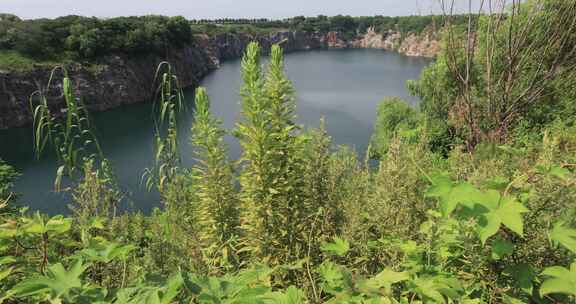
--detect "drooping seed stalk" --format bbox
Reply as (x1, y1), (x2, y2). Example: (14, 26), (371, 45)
(144, 62), (184, 195)
(30, 66), (104, 191)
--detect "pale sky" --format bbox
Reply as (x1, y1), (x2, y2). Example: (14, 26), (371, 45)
(1, 0), (487, 20)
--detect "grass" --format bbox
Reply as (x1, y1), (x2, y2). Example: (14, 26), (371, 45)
(0, 50), (62, 72)
(0, 50), (107, 75)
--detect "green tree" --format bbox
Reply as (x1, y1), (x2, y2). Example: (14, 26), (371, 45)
(370, 97), (421, 157)
(330, 15), (358, 33)
(411, 0), (576, 149)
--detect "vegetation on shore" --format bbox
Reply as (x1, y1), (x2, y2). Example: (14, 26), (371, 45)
(0, 13), (463, 70)
(1, 0), (576, 303)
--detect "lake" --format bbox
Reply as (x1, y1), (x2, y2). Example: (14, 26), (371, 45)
(0, 49), (430, 214)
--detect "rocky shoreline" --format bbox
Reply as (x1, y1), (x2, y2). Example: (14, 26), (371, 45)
(0, 29), (439, 129)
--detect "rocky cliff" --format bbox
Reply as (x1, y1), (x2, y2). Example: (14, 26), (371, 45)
(352, 27), (440, 58)
(0, 29), (438, 129)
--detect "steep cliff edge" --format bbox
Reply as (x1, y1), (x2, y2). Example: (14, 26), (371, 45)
(352, 27), (440, 58)
(0, 30), (438, 129)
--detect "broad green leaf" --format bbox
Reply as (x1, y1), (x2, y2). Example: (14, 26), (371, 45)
(549, 222), (576, 253)
(461, 299), (482, 304)
(159, 272), (183, 304)
(9, 278), (52, 298)
(0, 256), (16, 266)
(540, 263), (576, 297)
(483, 176), (509, 191)
(498, 197), (529, 236)
(317, 261), (350, 295)
(536, 165), (572, 180)
(441, 183), (481, 217)
(11, 259), (88, 299)
(80, 241), (136, 263)
(22, 212), (46, 234)
(262, 286), (306, 304)
(502, 295), (527, 304)
(549, 166), (570, 180)
(372, 269), (410, 286)
(503, 264), (535, 295)
(411, 277), (446, 303)
(361, 268), (410, 294)
(426, 172), (453, 198)
(398, 240), (419, 255)
(0, 267), (13, 281)
(426, 173), (483, 217)
(46, 215), (72, 234)
(477, 189), (501, 210)
(318, 262), (343, 284)
(410, 275), (463, 303)
(232, 264), (274, 287)
(321, 237), (350, 257)
(0, 221), (16, 238)
(472, 192), (528, 244)
(477, 210), (501, 245)
(491, 237), (514, 260)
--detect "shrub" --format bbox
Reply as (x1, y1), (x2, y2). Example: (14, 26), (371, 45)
(370, 97), (421, 157)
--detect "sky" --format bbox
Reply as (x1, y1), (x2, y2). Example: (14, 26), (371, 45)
(1, 0), (487, 20)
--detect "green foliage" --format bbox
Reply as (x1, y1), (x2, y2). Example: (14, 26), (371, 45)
(320, 237), (350, 257)
(410, 0), (576, 149)
(0, 50), (61, 71)
(287, 14), (468, 36)
(540, 263), (576, 297)
(144, 62), (184, 195)
(10, 259), (89, 301)
(3, 6), (576, 301)
(31, 67), (104, 187)
(190, 87), (240, 272)
(550, 222), (576, 254)
(70, 158), (122, 228)
(0, 15), (192, 61)
(0, 13), (462, 69)
(370, 97), (421, 157)
(236, 42), (309, 269)
(0, 158), (18, 204)
(78, 240), (135, 263)
(427, 172), (530, 244)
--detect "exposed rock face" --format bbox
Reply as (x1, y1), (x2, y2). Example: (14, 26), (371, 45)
(0, 41), (214, 129)
(352, 28), (401, 50)
(398, 30), (441, 58)
(0, 29), (438, 129)
(352, 27), (439, 58)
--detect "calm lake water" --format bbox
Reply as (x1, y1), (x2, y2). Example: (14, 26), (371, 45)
(0, 49), (430, 214)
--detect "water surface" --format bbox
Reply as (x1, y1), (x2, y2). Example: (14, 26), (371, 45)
(0, 49), (430, 214)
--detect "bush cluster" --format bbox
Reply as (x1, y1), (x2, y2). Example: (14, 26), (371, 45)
(0, 15), (191, 60)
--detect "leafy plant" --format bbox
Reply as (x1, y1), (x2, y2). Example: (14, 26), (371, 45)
(539, 263), (576, 298)
(190, 87), (240, 272)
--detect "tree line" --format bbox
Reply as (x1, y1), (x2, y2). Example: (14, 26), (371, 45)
(0, 13), (467, 62)
(0, 15), (192, 59)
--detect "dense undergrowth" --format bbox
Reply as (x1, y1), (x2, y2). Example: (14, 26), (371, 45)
(1, 1), (576, 303)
